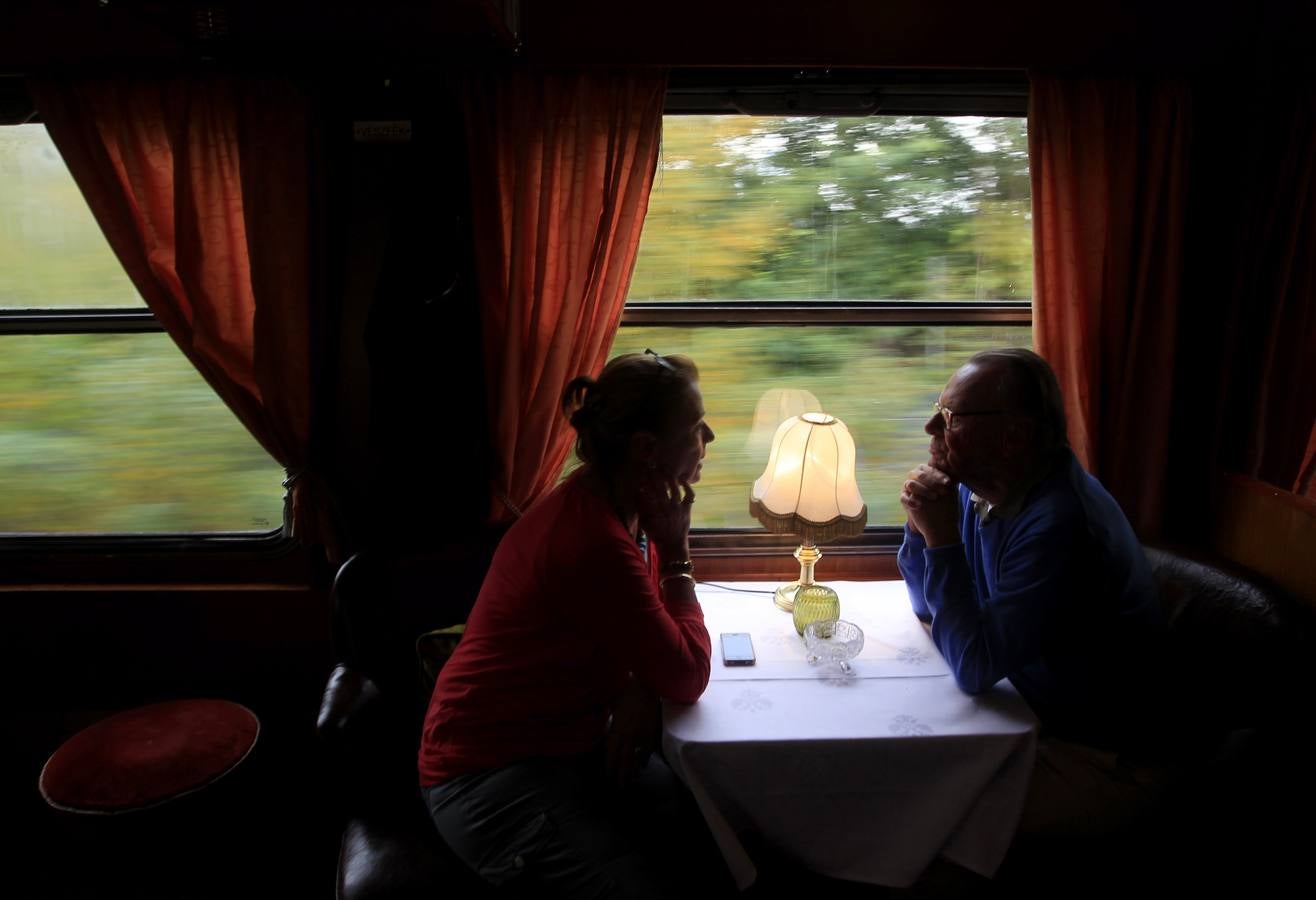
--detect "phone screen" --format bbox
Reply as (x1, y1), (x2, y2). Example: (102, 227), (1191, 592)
(720, 632), (756, 666)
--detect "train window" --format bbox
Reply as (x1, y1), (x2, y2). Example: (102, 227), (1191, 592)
(615, 111), (1032, 531)
(0, 124), (285, 537)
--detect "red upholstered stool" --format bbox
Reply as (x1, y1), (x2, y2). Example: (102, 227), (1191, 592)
(40, 699), (259, 814)
(39, 700), (260, 897)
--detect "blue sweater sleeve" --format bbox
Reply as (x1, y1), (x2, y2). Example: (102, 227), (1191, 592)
(921, 509), (1080, 695)
(897, 523), (932, 621)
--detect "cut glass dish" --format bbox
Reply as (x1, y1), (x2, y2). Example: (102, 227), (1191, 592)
(803, 619), (865, 673)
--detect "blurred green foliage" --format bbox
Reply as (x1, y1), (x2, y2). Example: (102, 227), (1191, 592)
(0, 126), (143, 309)
(2, 114), (1031, 534)
(630, 115), (1031, 301)
(0, 333), (283, 533)
(1, 126), (281, 534)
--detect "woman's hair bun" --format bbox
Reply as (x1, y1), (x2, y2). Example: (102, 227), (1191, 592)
(561, 375), (597, 422)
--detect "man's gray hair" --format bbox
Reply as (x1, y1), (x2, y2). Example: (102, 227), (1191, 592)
(967, 348), (1069, 453)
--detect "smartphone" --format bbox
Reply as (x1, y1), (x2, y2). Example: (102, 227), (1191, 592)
(720, 632), (756, 666)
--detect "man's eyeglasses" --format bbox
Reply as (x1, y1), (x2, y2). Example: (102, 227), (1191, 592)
(931, 400), (1009, 431)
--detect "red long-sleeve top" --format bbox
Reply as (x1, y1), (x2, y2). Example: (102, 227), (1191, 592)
(418, 474), (712, 786)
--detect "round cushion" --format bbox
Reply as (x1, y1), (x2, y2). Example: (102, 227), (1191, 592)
(40, 699), (259, 814)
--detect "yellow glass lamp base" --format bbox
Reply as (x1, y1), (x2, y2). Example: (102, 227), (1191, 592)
(793, 582), (841, 635)
(773, 542), (840, 629)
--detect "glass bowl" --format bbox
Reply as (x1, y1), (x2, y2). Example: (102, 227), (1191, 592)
(803, 619), (865, 673)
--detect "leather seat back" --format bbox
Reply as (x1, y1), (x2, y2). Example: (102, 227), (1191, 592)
(1144, 545), (1312, 736)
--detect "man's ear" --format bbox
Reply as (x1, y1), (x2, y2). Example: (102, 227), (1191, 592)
(1002, 417), (1038, 456)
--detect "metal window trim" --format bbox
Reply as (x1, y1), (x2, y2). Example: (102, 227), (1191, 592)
(690, 527), (904, 556)
(621, 300), (1031, 327)
(0, 528), (293, 556)
(0, 308), (160, 334)
(664, 69), (1029, 117)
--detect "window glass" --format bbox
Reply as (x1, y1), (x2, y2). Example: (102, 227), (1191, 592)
(601, 113), (1032, 529)
(0, 125), (284, 535)
(0, 125), (144, 309)
(0, 333), (284, 534)
(630, 115), (1031, 302)
(610, 326), (1031, 528)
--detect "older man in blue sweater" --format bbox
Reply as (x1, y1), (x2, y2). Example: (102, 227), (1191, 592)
(898, 348), (1165, 833)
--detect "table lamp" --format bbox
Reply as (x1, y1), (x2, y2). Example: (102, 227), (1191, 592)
(750, 412), (867, 633)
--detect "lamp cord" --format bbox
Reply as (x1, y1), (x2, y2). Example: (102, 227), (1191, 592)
(697, 581), (776, 595)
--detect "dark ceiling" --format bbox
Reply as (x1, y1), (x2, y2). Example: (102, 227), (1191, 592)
(2, 1), (1312, 72)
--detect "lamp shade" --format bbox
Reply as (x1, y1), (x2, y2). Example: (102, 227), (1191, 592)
(750, 412), (867, 544)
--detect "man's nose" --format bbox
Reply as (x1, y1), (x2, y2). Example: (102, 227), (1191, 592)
(924, 413), (943, 436)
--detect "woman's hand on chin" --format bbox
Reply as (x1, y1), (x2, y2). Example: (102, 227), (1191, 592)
(636, 472), (694, 561)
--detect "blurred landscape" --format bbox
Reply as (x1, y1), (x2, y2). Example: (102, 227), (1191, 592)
(612, 115), (1033, 527)
(2, 114), (1031, 533)
(0, 125), (283, 533)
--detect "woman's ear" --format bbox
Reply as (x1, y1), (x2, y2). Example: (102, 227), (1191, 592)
(629, 431), (659, 470)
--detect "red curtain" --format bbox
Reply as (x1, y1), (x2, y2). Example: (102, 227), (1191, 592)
(30, 76), (338, 555)
(1030, 73), (1316, 535)
(1217, 86), (1316, 500)
(459, 69), (666, 522)
(1297, 432), (1316, 500)
(1029, 76), (1192, 537)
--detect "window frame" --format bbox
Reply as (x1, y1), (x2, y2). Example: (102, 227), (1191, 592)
(621, 70), (1032, 575)
(0, 112), (293, 558)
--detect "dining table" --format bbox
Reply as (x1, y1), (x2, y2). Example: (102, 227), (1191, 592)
(662, 579), (1039, 890)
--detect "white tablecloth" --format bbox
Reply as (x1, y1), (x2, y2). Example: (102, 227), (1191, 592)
(663, 580), (1039, 890)
(697, 581), (950, 680)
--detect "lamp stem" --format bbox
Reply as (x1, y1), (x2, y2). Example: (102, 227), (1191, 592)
(773, 541), (825, 612)
(795, 541), (822, 586)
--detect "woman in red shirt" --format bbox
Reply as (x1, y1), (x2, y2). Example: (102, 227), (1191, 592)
(420, 351), (720, 898)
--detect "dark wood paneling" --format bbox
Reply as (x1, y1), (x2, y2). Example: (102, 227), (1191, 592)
(6, 1), (1313, 71)
(521, 1), (1309, 71)
(1211, 473), (1316, 609)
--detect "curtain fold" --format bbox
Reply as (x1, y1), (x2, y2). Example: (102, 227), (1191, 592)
(1298, 430), (1316, 500)
(1029, 76), (1191, 537)
(1294, 428), (1316, 500)
(1218, 87), (1316, 497)
(29, 75), (338, 556)
(1030, 72), (1316, 537)
(459, 68), (666, 522)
